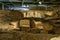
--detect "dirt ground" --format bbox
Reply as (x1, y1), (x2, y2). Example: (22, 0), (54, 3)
(0, 31), (59, 40)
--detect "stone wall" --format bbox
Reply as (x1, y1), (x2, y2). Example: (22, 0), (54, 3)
(0, 10), (19, 31)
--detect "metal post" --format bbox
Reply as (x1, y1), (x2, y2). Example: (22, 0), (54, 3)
(2, 3), (4, 10)
(46, 5), (48, 10)
(22, 0), (24, 7)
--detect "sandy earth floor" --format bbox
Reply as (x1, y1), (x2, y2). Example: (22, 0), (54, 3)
(0, 31), (59, 40)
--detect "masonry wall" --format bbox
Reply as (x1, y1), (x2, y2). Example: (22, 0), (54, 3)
(0, 10), (19, 31)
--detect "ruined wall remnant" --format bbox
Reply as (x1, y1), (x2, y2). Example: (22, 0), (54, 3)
(0, 10), (23, 31)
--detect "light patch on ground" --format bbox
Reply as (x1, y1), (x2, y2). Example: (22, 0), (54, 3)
(50, 36), (60, 40)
